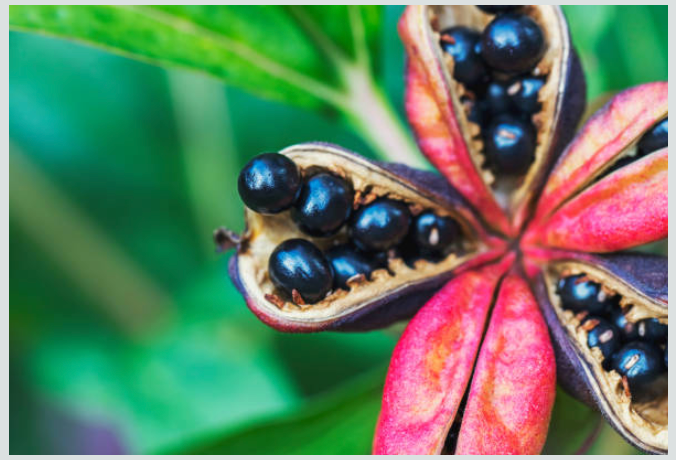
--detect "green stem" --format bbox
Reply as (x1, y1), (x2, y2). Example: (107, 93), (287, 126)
(338, 65), (428, 169)
(167, 70), (242, 257)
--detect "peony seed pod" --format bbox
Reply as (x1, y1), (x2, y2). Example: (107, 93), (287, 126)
(224, 142), (505, 332)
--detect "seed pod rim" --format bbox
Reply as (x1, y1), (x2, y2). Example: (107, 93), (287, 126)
(228, 142), (506, 332)
(399, 5), (586, 232)
(535, 257), (667, 454)
(533, 82), (668, 226)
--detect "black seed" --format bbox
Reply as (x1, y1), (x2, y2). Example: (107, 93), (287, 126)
(557, 275), (615, 316)
(268, 239), (333, 304)
(440, 26), (488, 88)
(411, 211), (460, 256)
(611, 341), (665, 390)
(508, 77), (545, 115)
(325, 245), (380, 290)
(350, 199), (412, 252)
(485, 81), (512, 115)
(465, 96), (489, 127)
(609, 309), (638, 342)
(484, 114), (536, 175)
(481, 13), (545, 74)
(238, 153), (301, 214)
(291, 173), (353, 237)
(585, 317), (621, 363)
(637, 117), (668, 156)
(636, 318), (668, 345)
(477, 5), (520, 14)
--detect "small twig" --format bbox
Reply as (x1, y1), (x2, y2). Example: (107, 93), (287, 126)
(213, 227), (241, 253)
(574, 414), (604, 455)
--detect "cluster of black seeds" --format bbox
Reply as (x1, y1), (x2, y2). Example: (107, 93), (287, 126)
(237, 153), (462, 304)
(557, 274), (667, 398)
(440, 5), (546, 176)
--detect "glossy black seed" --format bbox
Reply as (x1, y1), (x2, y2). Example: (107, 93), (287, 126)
(325, 245), (380, 290)
(477, 5), (520, 14)
(465, 97), (489, 127)
(440, 26), (488, 88)
(481, 13), (546, 74)
(557, 275), (615, 316)
(268, 239), (333, 304)
(238, 153), (301, 214)
(609, 309), (638, 342)
(411, 211), (461, 255)
(611, 341), (665, 390)
(485, 81), (512, 115)
(291, 173), (353, 237)
(350, 199), (412, 252)
(636, 318), (668, 345)
(637, 117), (668, 156)
(585, 317), (621, 362)
(484, 114), (536, 175)
(508, 77), (545, 114)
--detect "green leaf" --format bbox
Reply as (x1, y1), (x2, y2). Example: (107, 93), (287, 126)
(9, 6), (425, 166)
(285, 6), (382, 72)
(25, 269), (303, 453)
(9, 6), (387, 112)
(563, 5), (668, 101)
(167, 367), (387, 455)
(9, 6), (337, 109)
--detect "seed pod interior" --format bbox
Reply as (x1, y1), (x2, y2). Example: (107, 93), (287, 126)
(231, 143), (489, 328)
(426, 5), (572, 210)
(544, 261), (667, 452)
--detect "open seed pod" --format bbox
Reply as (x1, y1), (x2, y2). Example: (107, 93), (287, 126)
(399, 5), (586, 234)
(215, 5), (666, 454)
(226, 143), (505, 332)
(534, 252), (667, 454)
(526, 83), (668, 252)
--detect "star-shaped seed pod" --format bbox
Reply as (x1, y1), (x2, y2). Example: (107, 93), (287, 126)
(219, 5), (667, 455)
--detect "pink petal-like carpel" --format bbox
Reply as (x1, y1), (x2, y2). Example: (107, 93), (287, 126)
(373, 260), (509, 455)
(534, 149), (667, 253)
(456, 272), (556, 454)
(399, 7), (511, 236)
(533, 82), (668, 225)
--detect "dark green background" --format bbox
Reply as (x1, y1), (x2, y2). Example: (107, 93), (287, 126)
(10, 5), (667, 454)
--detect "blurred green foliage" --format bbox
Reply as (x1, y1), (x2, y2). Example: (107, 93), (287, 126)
(10, 5), (666, 454)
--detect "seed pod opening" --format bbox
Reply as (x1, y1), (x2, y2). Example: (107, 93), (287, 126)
(400, 5), (586, 232)
(532, 83), (667, 227)
(226, 143), (503, 332)
(538, 255), (667, 454)
(588, 116), (668, 187)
